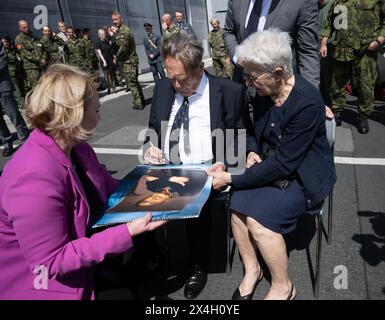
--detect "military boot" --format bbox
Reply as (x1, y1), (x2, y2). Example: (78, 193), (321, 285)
(357, 114), (369, 134)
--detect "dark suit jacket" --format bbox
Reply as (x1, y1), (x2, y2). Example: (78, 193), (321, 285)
(231, 76), (336, 209)
(223, 0), (320, 87)
(0, 42), (14, 93)
(146, 71), (248, 167)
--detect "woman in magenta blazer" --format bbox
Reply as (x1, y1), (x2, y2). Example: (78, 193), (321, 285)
(0, 64), (164, 300)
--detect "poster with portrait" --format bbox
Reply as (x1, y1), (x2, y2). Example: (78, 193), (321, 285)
(90, 164), (213, 228)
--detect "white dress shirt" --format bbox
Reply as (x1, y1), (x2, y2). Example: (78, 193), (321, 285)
(233, 0), (273, 63)
(245, 0), (273, 32)
(164, 73), (213, 164)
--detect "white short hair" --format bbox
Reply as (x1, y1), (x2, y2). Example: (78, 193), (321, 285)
(236, 28), (293, 78)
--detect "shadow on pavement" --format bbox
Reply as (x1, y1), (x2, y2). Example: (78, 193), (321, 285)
(352, 211), (385, 297)
(352, 211), (385, 266)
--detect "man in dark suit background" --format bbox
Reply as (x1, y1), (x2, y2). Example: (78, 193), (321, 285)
(0, 41), (30, 157)
(223, 0), (320, 88)
(144, 32), (248, 299)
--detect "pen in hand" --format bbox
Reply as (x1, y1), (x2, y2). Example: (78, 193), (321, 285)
(149, 142), (165, 165)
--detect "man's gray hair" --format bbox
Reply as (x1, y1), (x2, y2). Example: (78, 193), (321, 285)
(161, 33), (203, 73)
(236, 28), (293, 78)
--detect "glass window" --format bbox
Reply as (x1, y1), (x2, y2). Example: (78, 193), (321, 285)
(121, 0), (161, 43)
(163, 0), (187, 18)
(65, 0), (119, 36)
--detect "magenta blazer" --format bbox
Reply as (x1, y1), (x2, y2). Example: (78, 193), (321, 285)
(0, 129), (133, 300)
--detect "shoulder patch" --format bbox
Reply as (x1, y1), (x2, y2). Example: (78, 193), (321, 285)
(16, 44), (23, 50)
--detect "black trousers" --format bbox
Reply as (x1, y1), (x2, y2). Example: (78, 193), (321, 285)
(149, 62), (166, 82)
(0, 91), (29, 144)
(154, 190), (228, 274)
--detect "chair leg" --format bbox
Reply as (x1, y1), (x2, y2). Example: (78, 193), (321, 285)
(314, 213), (323, 299)
(327, 191), (333, 245)
(226, 192), (231, 275)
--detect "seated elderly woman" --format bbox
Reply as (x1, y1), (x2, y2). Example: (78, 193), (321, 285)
(0, 64), (164, 300)
(209, 29), (336, 300)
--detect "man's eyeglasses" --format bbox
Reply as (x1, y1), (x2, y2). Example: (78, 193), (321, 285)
(242, 71), (269, 83)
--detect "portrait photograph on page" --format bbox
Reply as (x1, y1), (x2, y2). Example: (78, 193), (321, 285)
(90, 165), (212, 228)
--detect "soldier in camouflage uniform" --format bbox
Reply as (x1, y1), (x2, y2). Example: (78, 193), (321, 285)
(65, 27), (86, 70)
(15, 20), (47, 94)
(208, 18), (233, 79)
(40, 25), (69, 65)
(81, 28), (99, 75)
(1, 36), (25, 107)
(321, 0), (385, 134)
(162, 13), (181, 40)
(112, 11), (145, 110)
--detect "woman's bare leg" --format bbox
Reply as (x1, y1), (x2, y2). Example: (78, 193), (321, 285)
(231, 211), (262, 296)
(247, 217), (295, 300)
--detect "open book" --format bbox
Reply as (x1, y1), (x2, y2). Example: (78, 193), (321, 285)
(89, 164), (213, 228)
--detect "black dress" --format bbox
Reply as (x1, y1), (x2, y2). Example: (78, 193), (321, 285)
(97, 39), (114, 72)
(230, 100), (307, 234)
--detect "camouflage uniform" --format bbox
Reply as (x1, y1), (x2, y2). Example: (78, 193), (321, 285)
(15, 32), (47, 93)
(80, 38), (99, 74)
(40, 35), (69, 65)
(163, 24), (181, 40)
(5, 46), (25, 106)
(322, 0), (385, 116)
(115, 23), (145, 109)
(66, 38), (86, 70)
(208, 27), (233, 78)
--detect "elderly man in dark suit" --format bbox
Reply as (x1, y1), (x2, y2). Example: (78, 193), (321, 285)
(144, 32), (248, 299)
(0, 42), (30, 157)
(223, 0), (320, 88)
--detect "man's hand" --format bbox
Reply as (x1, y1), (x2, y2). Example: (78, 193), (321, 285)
(169, 176), (189, 186)
(246, 152), (262, 168)
(211, 172), (232, 190)
(144, 146), (166, 165)
(206, 162), (226, 176)
(368, 41), (381, 52)
(162, 22), (168, 31)
(325, 106), (334, 120)
(320, 37), (328, 58)
(127, 213), (166, 237)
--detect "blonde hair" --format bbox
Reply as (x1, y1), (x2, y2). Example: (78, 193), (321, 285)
(25, 63), (99, 142)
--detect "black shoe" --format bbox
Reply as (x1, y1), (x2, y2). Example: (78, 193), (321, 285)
(357, 115), (369, 134)
(2, 143), (14, 157)
(231, 269), (263, 300)
(286, 283), (296, 300)
(184, 268), (207, 299)
(334, 112), (342, 126)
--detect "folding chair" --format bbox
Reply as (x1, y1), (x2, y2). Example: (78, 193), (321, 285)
(307, 118), (336, 298)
